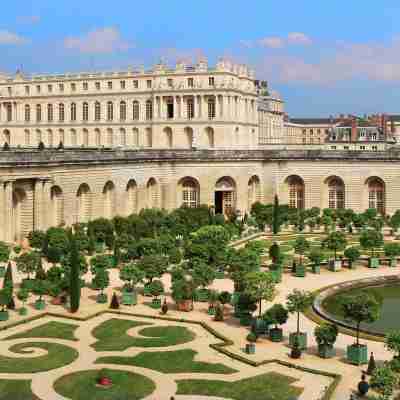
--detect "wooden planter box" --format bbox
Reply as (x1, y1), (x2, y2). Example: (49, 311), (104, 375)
(270, 269), (282, 283)
(295, 264), (306, 277)
(239, 313), (253, 326)
(329, 259), (342, 272)
(252, 318), (269, 335)
(151, 298), (161, 309)
(269, 327), (283, 342)
(347, 344), (368, 365)
(96, 293), (108, 304)
(289, 332), (307, 350)
(389, 258), (398, 268)
(312, 264), (321, 274)
(0, 311), (9, 321)
(35, 299), (46, 310)
(121, 291), (137, 306)
(176, 300), (193, 312)
(318, 344), (336, 359)
(245, 343), (255, 354)
(195, 289), (210, 302)
(143, 285), (152, 297)
(369, 258), (380, 268)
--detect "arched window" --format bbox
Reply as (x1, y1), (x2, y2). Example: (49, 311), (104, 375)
(208, 96), (216, 119)
(126, 180), (138, 214)
(180, 177), (199, 208)
(51, 186), (64, 227)
(147, 178), (159, 208)
(287, 176), (305, 209)
(94, 102), (101, 121)
(103, 181), (116, 219)
(83, 102), (89, 122)
(36, 104), (42, 122)
(58, 103), (65, 122)
(24, 130), (30, 146)
(120, 101), (126, 121)
(327, 177), (345, 209)
(70, 103), (77, 121)
(77, 184), (92, 223)
(3, 130), (10, 145)
(215, 177), (236, 216)
(133, 101), (140, 120)
(47, 104), (53, 122)
(24, 105), (30, 122)
(186, 97), (194, 120)
(36, 129), (42, 144)
(132, 128), (139, 147)
(146, 100), (153, 120)
(248, 176), (261, 209)
(48, 129), (53, 147)
(59, 129), (65, 145)
(368, 178), (385, 214)
(71, 129), (77, 146)
(5, 103), (12, 122)
(107, 101), (114, 121)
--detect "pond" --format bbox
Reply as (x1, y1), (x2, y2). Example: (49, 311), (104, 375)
(322, 284), (400, 336)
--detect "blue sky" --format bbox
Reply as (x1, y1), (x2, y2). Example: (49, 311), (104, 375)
(2, 0), (400, 116)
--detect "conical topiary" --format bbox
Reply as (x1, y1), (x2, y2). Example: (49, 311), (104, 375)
(161, 299), (168, 314)
(110, 292), (119, 309)
(367, 352), (376, 375)
(69, 235), (81, 313)
(3, 262), (13, 291)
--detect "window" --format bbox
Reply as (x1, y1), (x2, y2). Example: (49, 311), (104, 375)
(133, 80), (138, 89)
(328, 177), (345, 209)
(95, 102), (101, 121)
(146, 80), (152, 89)
(302, 129), (306, 135)
(368, 178), (385, 214)
(25, 86), (30, 95)
(47, 104), (53, 122)
(209, 77), (215, 86)
(133, 101), (140, 120)
(120, 101), (126, 121)
(188, 78), (194, 88)
(187, 97), (194, 119)
(71, 83), (76, 92)
(5, 103), (12, 122)
(83, 102), (89, 122)
(166, 98), (174, 119)
(208, 97), (216, 119)
(181, 179), (198, 208)
(95, 82), (100, 90)
(70, 103), (77, 121)
(146, 100), (153, 120)
(310, 129), (313, 135)
(107, 101), (114, 121)
(59, 103), (65, 122)
(48, 84), (53, 93)
(344, 146), (349, 150)
(372, 145), (378, 151)
(36, 85), (41, 94)
(36, 104), (42, 122)
(360, 145), (366, 150)
(107, 81), (112, 89)
(24, 105), (30, 122)
(59, 83), (64, 92)
(120, 80), (126, 89)
(167, 79), (173, 88)
(7, 87), (11, 96)
(288, 176), (304, 209)
(83, 82), (88, 90)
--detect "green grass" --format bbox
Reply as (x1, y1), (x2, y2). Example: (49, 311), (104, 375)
(54, 368), (155, 400)
(0, 379), (38, 400)
(177, 372), (303, 400)
(96, 349), (237, 374)
(0, 342), (78, 373)
(5, 321), (79, 341)
(92, 319), (196, 351)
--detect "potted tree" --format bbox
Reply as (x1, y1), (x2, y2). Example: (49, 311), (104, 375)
(218, 291), (231, 313)
(314, 323), (338, 358)
(148, 280), (164, 309)
(207, 290), (219, 315)
(384, 242), (400, 268)
(17, 288), (30, 316)
(16, 252), (40, 289)
(236, 292), (257, 326)
(344, 246), (360, 269)
(92, 268), (109, 303)
(360, 229), (384, 268)
(308, 248), (324, 274)
(264, 303), (288, 342)
(323, 231), (347, 271)
(192, 260), (216, 302)
(342, 292), (380, 365)
(138, 255), (167, 296)
(33, 280), (49, 310)
(293, 236), (310, 277)
(171, 278), (194, 312)
(0, 288), (11, 321)
(119, 263), (144, 305)
(286, 289), (314, 350)
(245, 332), (257, 354)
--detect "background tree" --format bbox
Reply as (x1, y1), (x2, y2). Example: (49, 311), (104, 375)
(293, 236), (310, 265)
(16, 252), (39, 280)
(384, 243), (400, 261)
(268, 242), (281, 264)
(69, 235), (81, 313)
(119, 263), (144, 292)
(92, 268), (109, 295)
(263, 303), (288, 329)
(323, 231), (347, 260)
(360, 229), (384, 257)
(0, 242), (10, 265)
(344, 247), (360, 268)
(148, 280), (164, 300)
(286, 289), (314, 337)
(17, 288), (29, 310)
(272, 195), (281, 235)
(2, 262), (13, 290)
(137, 255), (167, 284)
(191, 259), (216, 290)
(308, 248), (324, 266)
(385, 330), (400, 360)
(370, 365), (398, 400)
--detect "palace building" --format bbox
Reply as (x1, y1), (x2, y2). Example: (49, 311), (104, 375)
(0, 59), (399, 243)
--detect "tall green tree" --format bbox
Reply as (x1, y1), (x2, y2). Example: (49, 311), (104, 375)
(323, 231), (347, 260)
(69, 235), (81, 313)
(272, 195), (280, 235)
(2, 262), (13, 290)
(244, 271), (276, 317)
(286, 289), (314, 336)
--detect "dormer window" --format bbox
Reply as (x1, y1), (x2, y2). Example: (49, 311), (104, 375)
(209, 77), (215, 86)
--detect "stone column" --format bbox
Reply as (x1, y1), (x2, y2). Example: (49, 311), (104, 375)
(42, 180), (52, 230)
(4, 181), (13, 243)
(196, 96), (202, 119)
(34, 179), (43, 231)
(0, 182), (4, 241)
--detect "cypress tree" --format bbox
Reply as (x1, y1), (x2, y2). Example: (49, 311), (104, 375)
(272, 195), (281, 235)
(3, 262), (13, 290)
(69, 235), (81, 313)
(367, 352), (376, 375)
(110, 292), (120, 309)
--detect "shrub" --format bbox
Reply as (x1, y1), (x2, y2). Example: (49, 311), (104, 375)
(263, 304), (288, 329)
(314, 323), (338, 347)
(0, 242), (10, 264)
(28, 231), (46, 249)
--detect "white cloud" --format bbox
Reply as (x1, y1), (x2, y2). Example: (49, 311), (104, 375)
(287, 32), (312, 46)
(64, 27), (132, 54)
(258, 36), (285, 49)
(0, 30), (28, 45)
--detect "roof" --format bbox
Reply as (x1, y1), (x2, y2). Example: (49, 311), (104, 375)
(289, 118), (336, 125)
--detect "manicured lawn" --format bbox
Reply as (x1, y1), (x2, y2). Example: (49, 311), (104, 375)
(97, 349), (237, 374)
(54, 368), (155, 400)
(92, 318), (195, 351)
(0, 342), (78, 373)
(177, 372), (303, 400)
(0, 379), (38, 400)
(6, 321), (79, 341)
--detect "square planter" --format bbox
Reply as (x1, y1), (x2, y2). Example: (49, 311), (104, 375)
(96, 293), (108, 304)
(143, 285), (152, 297)
(34, 299), (46, 310)
(312, 264), (321, 274)
(195, 289), (210, 303)
(270, 269), (282, 283)
(207, 306), (215, 316)
(151, 298), (161, 309)
(329, 259), (342, 272)
(19, 307), (28, 316)
(369, 258), (380, 268)
(390, 258), (397, 268)
(121, 291), (137, 306)
(245, 343), (255, 354)
(0, 266), (5, 278)
(318, 344), (336, 359)
(347, 344), (368, 365)
(239, 313), (253, 326)
(0, 311), (9, 321)
(230, 292), (240, 306)
(252, 318), (269, 335)
(295, 264), (306, 277)
(289, 332), (307, 350)
(269, 327), (283, 342)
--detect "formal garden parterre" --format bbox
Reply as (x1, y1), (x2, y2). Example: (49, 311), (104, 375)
(1, 203), (400, 398)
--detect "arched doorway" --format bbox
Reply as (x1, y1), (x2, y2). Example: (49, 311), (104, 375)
(367, 177), (385, 214)
(147, 178), (159, 208)
(215, 177), (236, 216)
(126, 180), (138, 215)
(103, 181), (116, 219)
(326, 176), (345, 209)
(163, 127), (173, 148)
(12, 188), (27, 241)
(51, 186), (64, 227)
(286, 175), (305, 209)
(77, 184), (92, 223)
(248, 175), (261, 209)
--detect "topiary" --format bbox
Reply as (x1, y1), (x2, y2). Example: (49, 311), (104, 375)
(161, 299), (168, 314)
(367, 352), (376, 375)
(109, 292), (120, 309)
(2, 142), (10, 151)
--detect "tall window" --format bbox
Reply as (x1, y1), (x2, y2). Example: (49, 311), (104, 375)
(208, 97), (216, 120)
(107, 101), (114, 121)
(181, 178), (199, 208)
(47, 104), (53, 122)
(133, 101), (140, 120)
(120, 101), (126, 121)
(287, 176), (305, 209)
(146, 100), (153, 120)
(58, 103), (65, 122)
(328, 177), (345, 209)
(36, 104), (42, 122)
(70, 103), (77, 121)
(71, 129), (77, 146)
(95, 102), (101, 121)
(83, 102), (89, 122)
(187, 97), (194, 119)
(368, 178), (385, 214)
(24, 105), (30, 122)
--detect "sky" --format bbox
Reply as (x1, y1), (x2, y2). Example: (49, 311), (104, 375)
(1, 0), (400, 116)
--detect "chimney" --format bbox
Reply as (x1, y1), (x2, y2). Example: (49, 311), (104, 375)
(351, 117), (358, 142)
